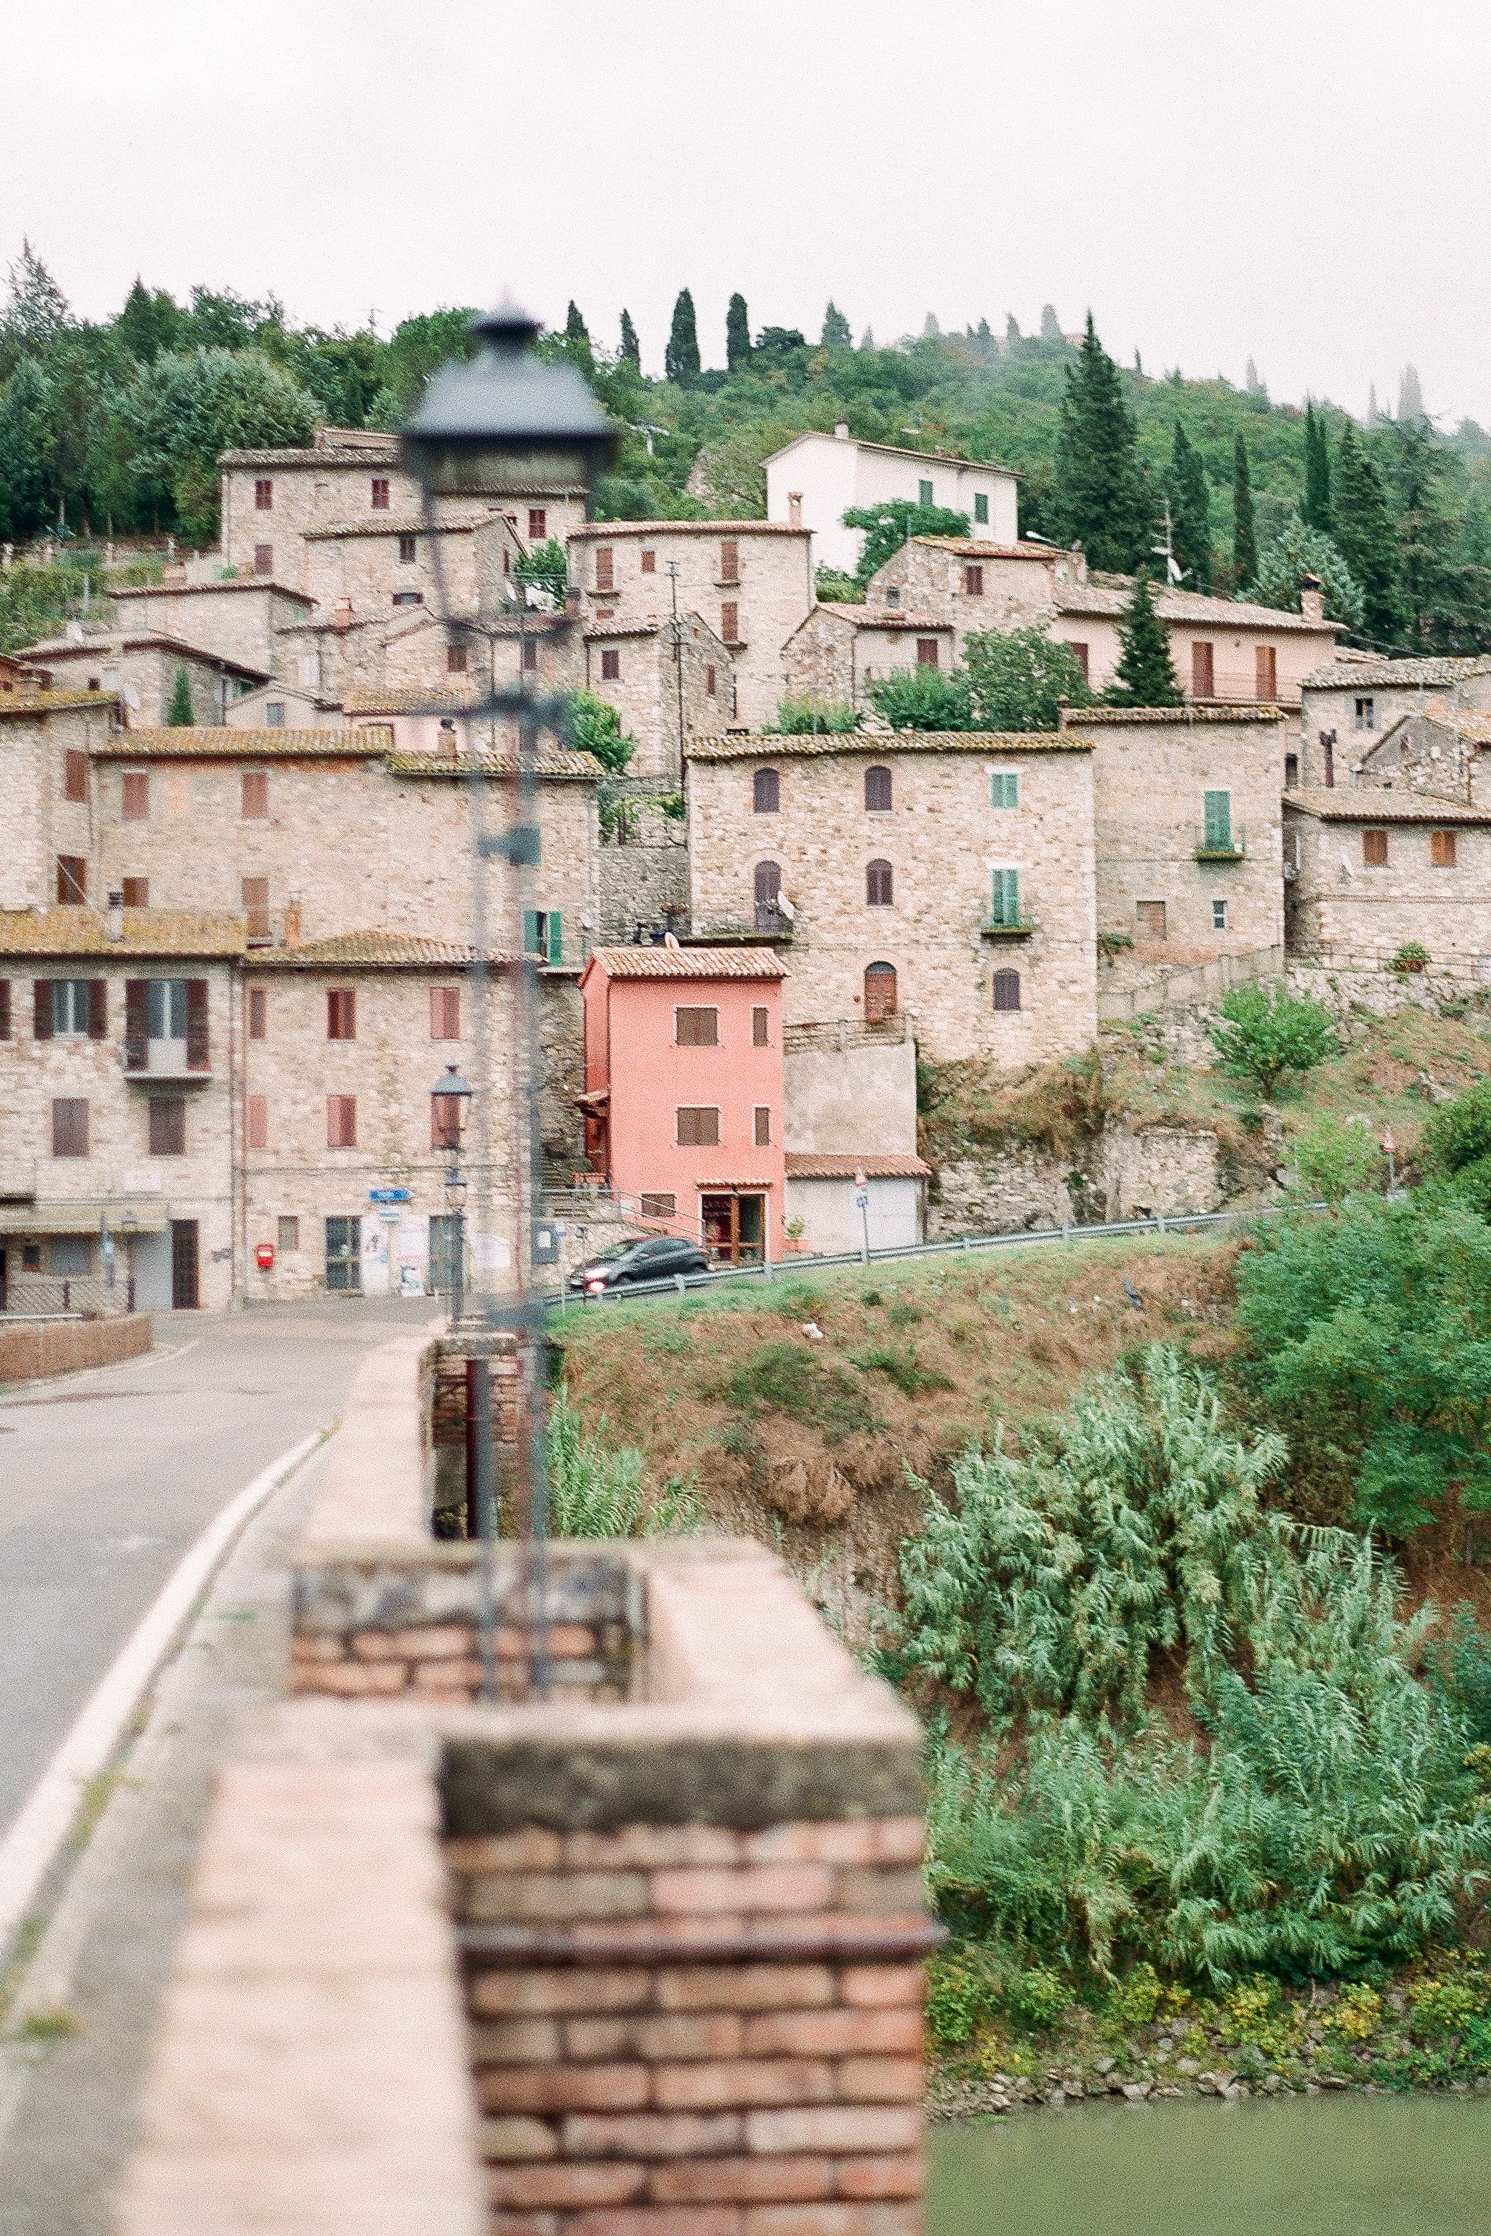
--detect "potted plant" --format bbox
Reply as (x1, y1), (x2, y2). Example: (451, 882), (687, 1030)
(1388, 941), (1430, 975)
(783, 1217), (807, 1255)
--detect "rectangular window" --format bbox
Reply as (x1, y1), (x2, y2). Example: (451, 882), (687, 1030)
(964, 564), (983, 595)
(918, 478), (934, 505)
(1255, 644), (1277, 699)
(254, 478), (273, 511)
(594, 546), (614, 592)
(641, 550), (656, 575)
(522, 910), (563, 965)
(52, 1097), (89, 1158)
(1066, 641), (1089, 680)
(324, 1214), (361, 1292)
(447, 642), (468, 673)
(47, 979), (96, 1037)
(121, 771), (148, 820)
(522, 638), (538, 672)
(392, 591), (423, 606)
(528, 508), (546, 542)
(398, 532), (417, 564)
(721, 602), (739, 643)
(705, 663), (717, 697)
(277, 1215), (299, 1253)
(241, 769), (269, 819)
(990, 868), (1021, 926)
(1354, 696), (1375, 730)
(1203, 790), (1233, 850)
(720, 538), (739, 583)
(431, 1092), (464, 1150)
(327, 988), (356, 1040)
(64, 748), (87, 803)
(300, 652), (321, 690)
(253, 543), (273, 577)
(753, 1105), (772, 1147)
(675, 1006), (719, 1046)
(601, 647), (620, 680)
(57, 855), (86, 905)
(974, 492), (990, 525)
(991, 772), (1019, 809)
(248, 987), (267, 1039)
(752, 1005), (769, 1047)
(122, 877), (149, 908)
(370, 477), (390, 509)
(149, 1096), (186, 1156)
(1136, 900), (1167, 939)
(676, 1106), (720, 1148)
(640, 1192), (676, 1218)
(264, 702), (286, 728)
(1192, 641), (1215, 697)
(242, 877), (270, 941)
(1212, 898), (1228, 931)
(1432, 828), (1458, 868)
(431, 987), (460, 1039)
(1363, 828), (1389, 866)
(916, 638), (939, 668)
(1285, 752), (1300, 789)
(327, 1094), (357, 1149)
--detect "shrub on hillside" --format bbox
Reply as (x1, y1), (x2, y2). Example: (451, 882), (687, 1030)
(1209, 982), (1337, 1097)
(1422, 1078), (1491, 1217)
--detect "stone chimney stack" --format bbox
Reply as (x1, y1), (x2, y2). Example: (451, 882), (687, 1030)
(334, 597), (354, 632)
(282, 898), (301, 949)
(106, 890), (123, 942)
(1300, 573), (1325, 626)
(787, 491), (803, 529)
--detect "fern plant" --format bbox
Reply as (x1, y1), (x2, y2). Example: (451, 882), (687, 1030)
(546, 1392), (700, 1537)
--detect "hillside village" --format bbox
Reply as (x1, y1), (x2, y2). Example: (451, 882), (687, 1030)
(4, 313), (1491, 1313)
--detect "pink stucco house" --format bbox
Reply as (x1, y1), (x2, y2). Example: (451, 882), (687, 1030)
(579, 944), (787, 1263)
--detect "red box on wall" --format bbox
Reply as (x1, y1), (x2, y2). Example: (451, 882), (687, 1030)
(255, 1242), (275, 1270)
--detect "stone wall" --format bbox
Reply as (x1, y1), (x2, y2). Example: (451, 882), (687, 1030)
(0, 1309), (152, 1383)
(1285, 805), (1491, 976)
(597, 833), (691, 946)
(928, 1119), (1221, 1237)
(784, 1016), (918, 1159)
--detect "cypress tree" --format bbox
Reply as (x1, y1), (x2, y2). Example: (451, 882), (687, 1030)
(820, 301), (852, 349)
(1334, 423), (1402, 645)
(618, 309), (640, 370)
(1167, 423), (1213, 592)
(166, 667), (194, 725)
(1052, 313), (1152, 572)
(1107, 571), (1182, 706)
(1232, 431), (1258, 590)
(1302, 402), (1332, 532)
(564, 300), (589, 346)
(726, 292), (751, 372)
(664, 288), (700, 386)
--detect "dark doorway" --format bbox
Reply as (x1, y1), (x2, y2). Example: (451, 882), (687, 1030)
(701, 1192), (765, 1265)
(325, 1215), (362, 1293)
(170, 1220), (199, 1309)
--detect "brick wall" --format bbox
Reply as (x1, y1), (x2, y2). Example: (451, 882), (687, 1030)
(0, 1309), (152, 1383)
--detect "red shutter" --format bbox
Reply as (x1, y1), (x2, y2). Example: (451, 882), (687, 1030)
(64, 749), (87, 802)
(87, 979), (107, 1039)
(33, 981), (53, 1040)
(247, 1095), (268, 1150)
(721, 602), (739, 643)
(0, 980), (9, 1039)
(125, 980), (148, 1070)
(916, 638), (939, 668)
(186, 978), (209, 1071)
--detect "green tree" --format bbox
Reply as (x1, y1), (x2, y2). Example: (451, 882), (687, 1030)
(1232, 431), (1258, 590)
(1421, 1078), (1491, 1216)
(1052, 313), (1152, 571)
(515, 538), (569, 608)
(166, 666), (195, 725)
(766, 697), (858, 734)
(115, 277), (180, 363)
(0, 358), (55, 538)
(0, 239), (69, 378)
(566, 690), (635, 775)
(1291, 1114), (1383, 1207)
(1105, 570), (1181, 706)
(962, 624), (1095, 730)
(1166, 421), (1212, 591)
(1250, 517), (1364, 632)
(1302, 401), (1332, 532)
(1208, 981), (1337, 1097)
(725, 293), (751, 372)
(820, 301), (852, 349)
(841, 499), (969, 586)
(865, 663), (975, 730)
(1333, 423), (1402, 646)
(1382, 416), (1470, 653)
(1040, 304), (1063, 342)
(664, 288), (701, 386)
(564, 300), (589, 347)
(618, 308), (640, 370)
(382, 308), (479, 413)
(92, 347), (319, 542)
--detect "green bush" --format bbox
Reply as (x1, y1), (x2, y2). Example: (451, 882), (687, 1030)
(849, 1343), (953, 1398)
(545, 1391), (699, 1537)
(1002, 1965), (1069, 2031)
(864, 663), (974, 731)
(962, 624), (1095, 731)
(722, 1340), (870, 1443)
(925, 1944), (1003, 2046)
(766, 696), (858, 734)
(1209, 982), (1337, 1097)
(1422, 1080), (1491, 1217)
(1291, 1114), (1383, 1207)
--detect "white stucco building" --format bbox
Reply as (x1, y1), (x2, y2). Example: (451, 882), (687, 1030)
(764, 424), (1019, 575)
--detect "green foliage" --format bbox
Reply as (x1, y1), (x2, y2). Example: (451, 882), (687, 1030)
(1105, 570), (1182, 707)
(842, 499), (970, 585)
(766, 696), (858, 734)
(618, 309), (640, 371)
(962, 624), (1094, 731)
(515, 537), (569, 608)
(820, 301), (853, 350)
(1303, 401), (1333, 533)
(0, 240), (69, 377)
(566, 691), (636, 777)
(725, 293), (751, 373)
(1423, 1078), (1491, 1215)
(1250, 516), (1364, 633)
(1389, 940), (1431, 975)
(1209, 982), (1337, 1097)
(1166, 422), (1212, 592)
(0, 563), (78, 654)
(925, 1942), (1004, 2046)
(865, 663), (975, 731)
(1105, 1962), (1165, 2030)
(94, 346), (319, 541)
(1335, 422), (1404, 647)
(1426, 1607), (1491, 1748)
(1232, 430), (1258, 589)
(0, 359), (53, 538)
(813, 566), (864, 603)
(1052, 314), (1153, 572)
(1234, 1196), (1491, 1534)
(723, 1340), (871, 1444)
(1290, 1114), (1383, 1207)
(1003, 1965), (1069, 2030)
(848, 1343), (954, 1398)
(166, 667), (194, 726)
(665, 288), (701, 386)
(546, 1391), (700, 1537)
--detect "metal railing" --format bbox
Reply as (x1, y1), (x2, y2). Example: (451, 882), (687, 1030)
(1, 1273), (134, 1318)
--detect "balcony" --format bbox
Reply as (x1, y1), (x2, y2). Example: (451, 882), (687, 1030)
(123, 1040), (212, 1084)
(980, 915), (1038, 940)
(689, 914), (794, 947)
(1195, 824), (1247, 862)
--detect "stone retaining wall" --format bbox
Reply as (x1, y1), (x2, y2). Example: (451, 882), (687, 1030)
(0, 1310), (151, 1384)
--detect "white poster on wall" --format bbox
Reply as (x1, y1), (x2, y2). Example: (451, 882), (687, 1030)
(398, 1217), (426, 1297)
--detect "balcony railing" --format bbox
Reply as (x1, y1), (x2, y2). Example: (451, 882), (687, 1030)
(1195, 824), (1247, 861)
(980, 915), (1038, 939)
(122, 1039), (211, 1082)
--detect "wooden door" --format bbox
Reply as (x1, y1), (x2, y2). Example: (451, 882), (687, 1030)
(170, 1220), (199, 1310)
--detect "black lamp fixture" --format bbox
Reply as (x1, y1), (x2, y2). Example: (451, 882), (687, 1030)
(401, 303), (618, 501)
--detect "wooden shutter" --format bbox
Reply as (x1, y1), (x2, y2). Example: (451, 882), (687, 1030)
(241, 770), (268, 819)
(52, 1098), (88, 1157)
(1068, 641), (1089, 680)
(641, 550), (657, 574)
(57, 856), (86, 904)
(523, 910), (541, 956)
(600, 647), (620, 680)
(916, 638), (939, 668)
(754, 1106), (771, 1146)
(523, 639), (538, 672)
(721, 602), (739, 643)
(122, 771), (148, 819)
(1432, 828), (1458, 868)
(993, 968), (1021, 1013)
(124, 980), (148, 1068)
(752, 1006), (769, 1047)
(720, 539), (739, 583)
(186, 978), (209, 1070)
(964, 565), (983, 596)
(991, 772), (1018, 809)
(149, 1097), (186, 1156)
(991, 869), (1020, 925)
(866, 859), (893, 905)
(121, 877), (149, 908)
(34, 981), (52, 1039)
(87, 979), (107, 1039)
(595, 546), (614, 591)
(865, 766), (892, 811)
(1362, 829), (1388, 867)
(249, 987), (267, 1040)
(675, 1007), (719, 1047)
(327, 988), (355, 1039)
(1192, 641), (1214, 697)
(864, 963), (897, 1023)
(254, 544), (273, 576)
(0, 980), (8, 1039)
(753, 768), (779, 813)
(247, 1095), (268, 1150)
(546, 913), (563, 966)
(371, 477), (390, 509)
(676, 1107), (720, 1148)
(64, 748), (87, 802)
(1203, 790), (1232, 850)
(1255, 644), (1277, 698)
(529, 508), (547, 542)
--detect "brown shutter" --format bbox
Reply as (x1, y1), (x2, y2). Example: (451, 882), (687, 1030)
(0, 980), (9, 1039)
(125, 980), (149, 1070)
(186, 978), (209, 1070)
(87, 979), (107, 1039)
(33, 981), (52, 1039)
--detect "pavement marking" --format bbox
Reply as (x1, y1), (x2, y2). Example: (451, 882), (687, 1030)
(0, 1427), (327, 1964)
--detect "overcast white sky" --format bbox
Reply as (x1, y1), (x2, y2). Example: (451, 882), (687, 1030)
(7, 0), (1490, 423)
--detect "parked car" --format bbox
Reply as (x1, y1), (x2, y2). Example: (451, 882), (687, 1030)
(567, 1235), (710, 1294)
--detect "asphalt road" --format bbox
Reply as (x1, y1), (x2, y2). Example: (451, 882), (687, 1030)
(0, 1298), (435, 1844)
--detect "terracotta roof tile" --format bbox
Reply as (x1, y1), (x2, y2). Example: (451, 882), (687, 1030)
(20, 633), (269, 679)
(785, 1152), (932, 1179)
(111, 580), (315, 605)
(386, 748), (599, 781)
(1056, 582), (1338, 632)
(797, 605), (955, 634)
(0, 690), (116, 719)
(1284, 788), (1491, 824)
(569, 520), (809, 540)
(1064, 704), (1285, 727)
(0, 907), (245, 957)
(687, 727), (1092, 761)
(343, 688), (472, 714)
(586, 946), (788, 980)
(92, 726), (393, 759)
(763, 431), (1016, 476)
(251, 932), (506, 969)
(1302, 656), (1491, 687)
(907, 537), (1056, 561)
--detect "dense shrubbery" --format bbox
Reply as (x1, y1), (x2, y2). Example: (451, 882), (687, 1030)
(1209, 983), (1338, 1097)
(546, 1392), (698, 1536)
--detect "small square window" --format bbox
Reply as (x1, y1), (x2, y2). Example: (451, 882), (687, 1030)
(264, 701), (286, 728)
(974, 492), (990, 525)
(277, 1215), (300, 1253)
(529, 508), (547, 542)
(601, 647), (620, 681)
(253, 543), (273, 576)
(1212, 899), (1228, 931)
(675, 1006), (719, 1047)
(916, 638), (939, 668)
(964, 564), (983, 595)
(641, 550), (656, 574)
(918, 479), (933, 506)
(991, 772), (1018, 810)
(392, 590), (423, 607)
(121, 877), (149, 908)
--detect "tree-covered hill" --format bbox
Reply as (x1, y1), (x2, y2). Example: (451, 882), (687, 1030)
(2, 243), (1488, 655)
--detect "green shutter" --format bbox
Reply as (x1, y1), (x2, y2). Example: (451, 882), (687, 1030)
(546, 911), (563, 966)
(1204, 790), (1232, 849)
(523, 909), (541, 956)
(991, 772), (1018, 809)
(918, 479), (934, 506)
(991, 869), (1020, 926)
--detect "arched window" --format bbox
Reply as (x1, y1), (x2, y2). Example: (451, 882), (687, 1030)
(866, 859), (893, 906)
(754, 860), (782, 930)
(753, 766), (780, 814)
(865, 765), (893, 812)
(864, 962), (898, 1023)
(993, 968), (1021, 1013)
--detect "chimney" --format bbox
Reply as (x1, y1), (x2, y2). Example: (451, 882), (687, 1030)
(1300, 572), (1324, 626)
(564, 586), (581, 617)
(787, 491), (803, 529)
(333, 596), (354, 632)
(834, 421), (849, 442)
(440, 717), (459, 761)
(106, 890), (123, 942)
(282, 898), (301, 949)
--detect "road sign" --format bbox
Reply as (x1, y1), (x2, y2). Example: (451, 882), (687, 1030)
(854, 1190), (869, 1209)
(370, 1187), (411, 1204)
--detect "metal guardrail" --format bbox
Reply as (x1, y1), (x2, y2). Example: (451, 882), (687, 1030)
(544, 1198), (1327, 1314)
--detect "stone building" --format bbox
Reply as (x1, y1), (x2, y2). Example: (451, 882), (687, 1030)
(1297, 656), (1491, 789)
(764, 422), (1019, 573)
(1064, 704), (1286, 985)
(16, 631), (267, 725)
(1284, 789), (1491, 975)
(1351, 708), (1491, 807)
(300, 509), (524, 629)
(780, 603), (957, 713)
(109, 578), (317, 677)
(685, 728), (1097, 1064)
(0, 689), (120, 914)
(567, 520), (814, 730)
(580, 612), (733, 780)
